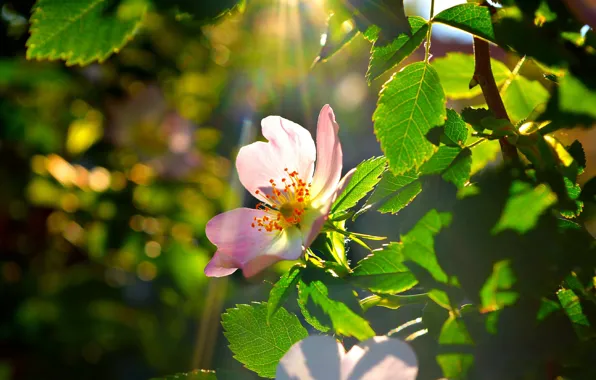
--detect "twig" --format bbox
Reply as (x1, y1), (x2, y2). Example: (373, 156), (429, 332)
(499, 55), (526, 96)
(425, 0), (436, 62)
(472, 36), (520, 163)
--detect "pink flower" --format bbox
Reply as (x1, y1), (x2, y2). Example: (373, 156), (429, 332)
(204, 105), (348, 277)
(276, 335), (418, 380)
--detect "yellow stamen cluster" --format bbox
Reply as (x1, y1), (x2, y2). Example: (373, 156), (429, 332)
(251, 168), (311, 232)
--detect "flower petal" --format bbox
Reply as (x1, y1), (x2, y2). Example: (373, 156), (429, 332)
(236, 116), (316, 200)
(276, 335), (345, 380)
(341, 336), (418, 380)
(204, 254), (238, 277)
(300, 208), (327, 248)
(204, 208), (303, 277)
(310, 105), (343, 207)
(300, 168), (356, 248)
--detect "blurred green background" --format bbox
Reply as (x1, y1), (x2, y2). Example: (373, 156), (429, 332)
(2, 0), (595, 379)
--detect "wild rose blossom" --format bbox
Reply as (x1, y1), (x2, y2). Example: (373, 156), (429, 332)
(276, 335), (419, 380)
(204, 105), (349, 277)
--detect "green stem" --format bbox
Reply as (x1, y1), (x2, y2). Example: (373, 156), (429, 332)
(360, 293), (430, 312)
(499, 55), (527, 96)
(466, 137), (487, 149)
(425, 0), (435, 62)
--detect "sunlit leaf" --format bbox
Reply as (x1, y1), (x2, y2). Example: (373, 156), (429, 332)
(557, 289), (590, 327)
(402, 210), (451, 283)
(557, 288), (594, 339)
(26, 0), (145, 66)
(558, 72), (596, 119)
(222, 303), (308, 378)
(332, 156), (387, 214)
(432, 53), (510, 99)
(480, 260), (519, 312)
(350, 242), (418, 294)
(492, 181), (557, 234)
(443, 109), (469, 146)
(470, 140), (500, 175)
(267, 265), (304, 321)
(377, 180), (423, 214)
(357, 0), (411, 44)
(437, 315), (474, 379)
(366, 16), (429, 81)
(442, 148), (472, 188)
(365, 168), (419, 207)
(537, 298), (561, 321)
(315, 13), (358, 64)
(297, 270), (375, 340)
(374, 62), (446, 175)
(419, 146), (461, 175)
(433, 3), (495, 42)
(502, 76), (549, 123)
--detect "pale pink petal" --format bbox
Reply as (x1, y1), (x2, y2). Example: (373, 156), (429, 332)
(204, 254), (238, 277)
(310, 105), (343, 207)
(341, 336), (418, 380)
(205, 208), (303, 277)
(241, 226), (303, 277)
(276, 336), (345, 380)
(236, 116), (316, 200)
(336, 168), (357, 201)
(299, 206), (327, 248)
(300, 168), (356, 247)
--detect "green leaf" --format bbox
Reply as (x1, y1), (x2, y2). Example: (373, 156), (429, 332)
(480, 260), (519, 312)
(332, 156), (387, 213)
(567, 140), (586, 172)
(298, 270), (375, 340)
(470, 140), (500, 176)
(378, 180), (423, 214)
(151, 370), (216, 380)
(442, 148), (472, 188)
(437, 315), (474, 379)
(432, 53), (510, 99)
(315, 13), (358, 64)
(560, 177), (583, 219)
(365, 168), (419, 207)
(358, 0), (411, 44)
(402, 210), (451, 283)
(443, 109), (469, 146)
(502, 76), (549, 123)
(557, 289), (590, 327)
(439, 315), (473, 345)
(419, 146), (461, 175)
(366, 16), (429, 81)
(350, 242), (418, 294)
(433, 3), (495, 42)
(26, 0), (145, 66)
(267, 265), (304, 321)
(222, 303), (308, 378)
(374, 62), (446, 175)
(558, 73), (596, 119)
(461, 107), (493, 132)
(429, 289), (451, 310)
(537, 297), (562, 321)
(311, 224), (348, 268)
(557, 288), (594, 339)
(492, 181), (557, 234)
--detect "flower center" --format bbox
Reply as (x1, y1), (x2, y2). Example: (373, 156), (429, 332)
(251, 168), (311, 232)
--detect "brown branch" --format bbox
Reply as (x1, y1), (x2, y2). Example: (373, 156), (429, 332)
(472, 36), (520, 163)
